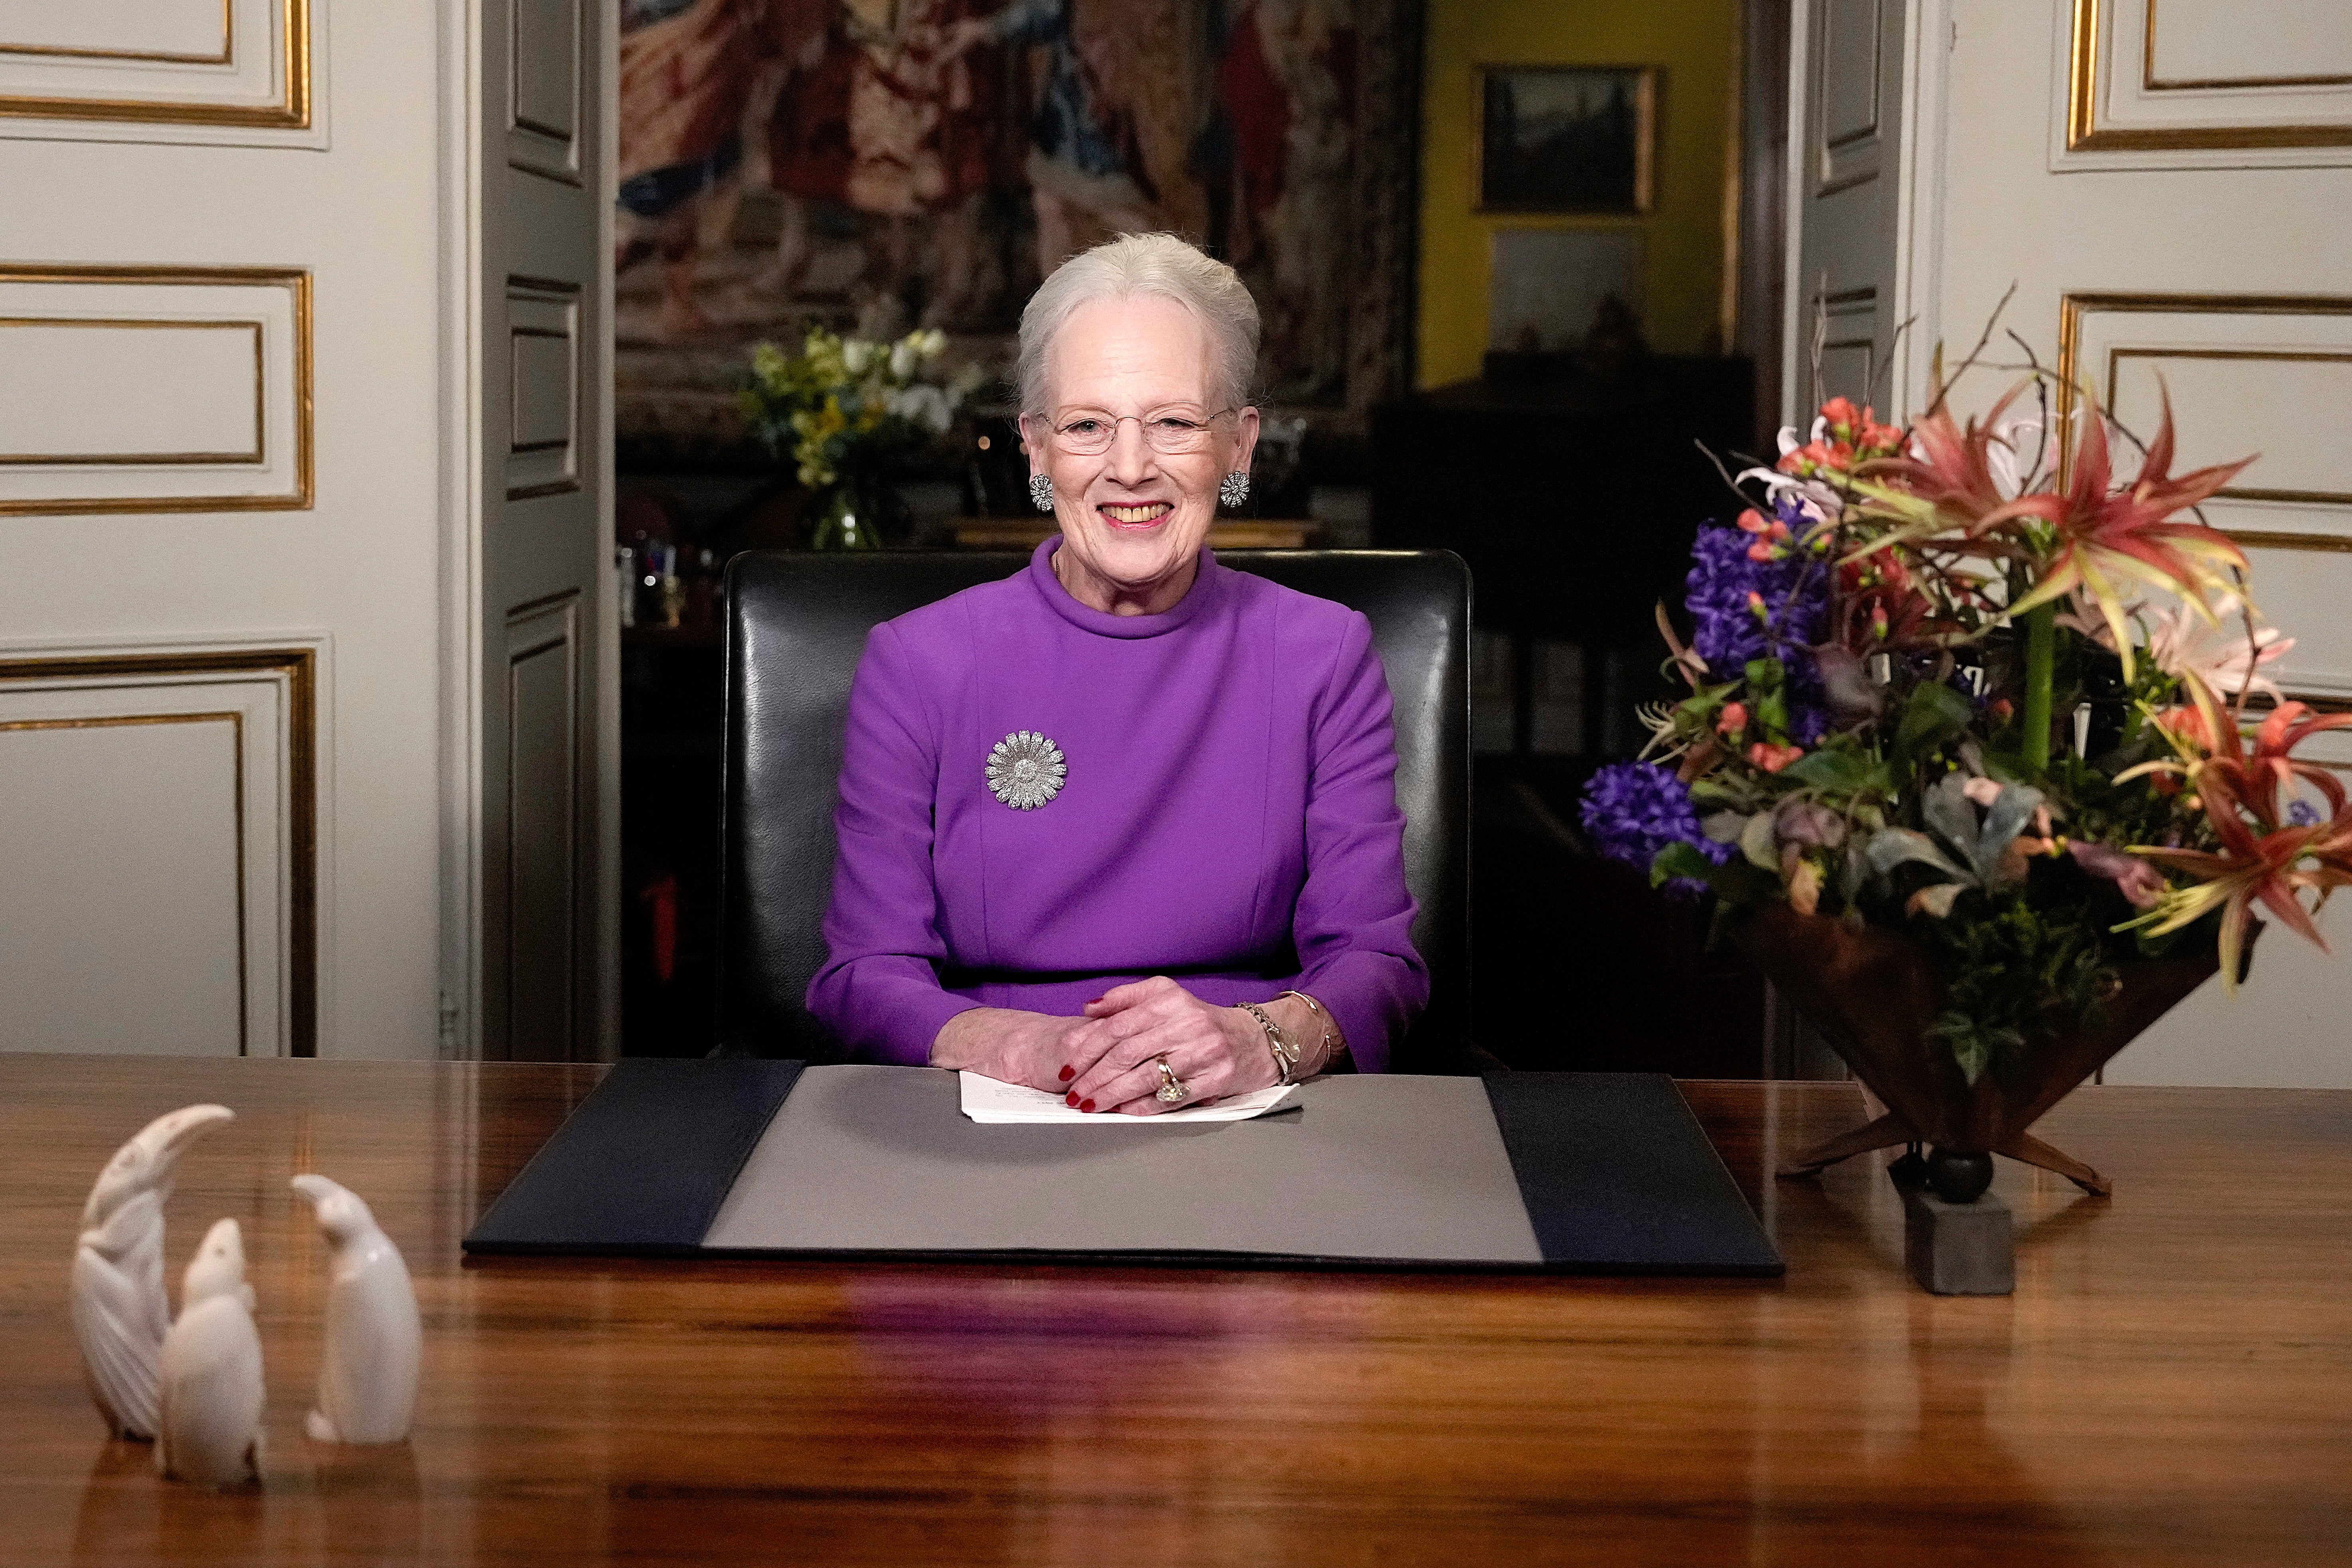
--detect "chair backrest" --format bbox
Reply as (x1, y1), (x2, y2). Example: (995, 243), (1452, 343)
(717, 549), (1472, 1068)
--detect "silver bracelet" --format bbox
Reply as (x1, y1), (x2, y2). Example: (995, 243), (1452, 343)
(1240, 1003), (1299, 1086)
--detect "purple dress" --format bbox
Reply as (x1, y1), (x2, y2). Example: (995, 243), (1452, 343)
(807, 539), (1429, 1071)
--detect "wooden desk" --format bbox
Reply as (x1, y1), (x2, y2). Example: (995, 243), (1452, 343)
(5, 1057), (2348, 1566)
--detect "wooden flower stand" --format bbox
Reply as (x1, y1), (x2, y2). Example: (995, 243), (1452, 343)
(1731, 904), (2225, 1292)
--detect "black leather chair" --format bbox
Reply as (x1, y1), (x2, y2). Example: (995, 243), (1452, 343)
(715, 549), (1473, 1070)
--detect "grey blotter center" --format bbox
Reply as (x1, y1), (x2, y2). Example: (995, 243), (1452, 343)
(702, 1066), (1544, 1264)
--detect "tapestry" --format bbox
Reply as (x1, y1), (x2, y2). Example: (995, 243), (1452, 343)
(615, 0), (1419, 458)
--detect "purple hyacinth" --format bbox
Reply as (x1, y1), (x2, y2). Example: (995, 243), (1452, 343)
(1685, 498), (1831, 742)
(1579, 760), (1734, 898)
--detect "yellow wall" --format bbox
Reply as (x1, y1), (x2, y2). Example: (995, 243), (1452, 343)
(1417, 0), (1742, 388)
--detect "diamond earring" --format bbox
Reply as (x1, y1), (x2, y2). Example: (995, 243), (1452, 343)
(1219, 471), (1250, 509)
(1029, 472), (1054, 513)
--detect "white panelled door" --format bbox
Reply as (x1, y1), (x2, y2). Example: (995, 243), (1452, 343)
(1792, 0), (2352, 1085)
(0, 2), (615, 1061)
(0, 2), (427, 1058)
(1787, 0), (1942, 422)
(459, 0), (617, 1062)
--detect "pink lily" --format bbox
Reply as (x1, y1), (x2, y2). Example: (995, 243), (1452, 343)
(2132, 803), (2352, 990)
(2003, 385), (2255, 675)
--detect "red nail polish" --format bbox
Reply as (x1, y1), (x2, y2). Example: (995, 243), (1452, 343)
(1065, 1092), (1079, 1105)
(1058, 1065), (1075, 1081)
(1080, 1099), (1096, 1112)
(1086, 996), (1106, 1006)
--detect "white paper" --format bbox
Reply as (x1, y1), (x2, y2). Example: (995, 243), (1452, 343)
(957, 1071), (1298, 1125)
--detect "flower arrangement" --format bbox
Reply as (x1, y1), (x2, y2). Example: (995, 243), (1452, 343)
(740, 327), (980, 547)
(1583, 351), (2349, 1086)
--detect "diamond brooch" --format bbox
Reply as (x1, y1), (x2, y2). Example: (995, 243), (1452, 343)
(986, 731), (1066, 809)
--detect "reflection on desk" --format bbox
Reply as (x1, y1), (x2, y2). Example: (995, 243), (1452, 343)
(5, 1054), (2350, 1566)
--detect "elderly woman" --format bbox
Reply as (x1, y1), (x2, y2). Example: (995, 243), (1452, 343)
(807, 232), (1426, 1113)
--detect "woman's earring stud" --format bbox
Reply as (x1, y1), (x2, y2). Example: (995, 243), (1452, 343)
(1219, 471), (1250, 509)
(1029, 473), (1054, 513)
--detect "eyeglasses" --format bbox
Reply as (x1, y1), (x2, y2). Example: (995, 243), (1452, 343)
(1045, 408), (1238, 457)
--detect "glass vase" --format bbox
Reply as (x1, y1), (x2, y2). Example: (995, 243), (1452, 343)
(806, 482), (884, 551)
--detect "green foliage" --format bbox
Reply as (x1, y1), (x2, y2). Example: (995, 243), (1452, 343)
(739, 327), (977, 488)
(1893, 680), (1974, 772)
(1651, 841), (1779, 903)
(1778, 743), (1887, 795)
(1923, 882), (2119, 1085)
(1616, 549), (2232, 1088)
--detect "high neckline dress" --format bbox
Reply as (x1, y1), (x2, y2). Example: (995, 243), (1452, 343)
(807, 538), (1428, 1072)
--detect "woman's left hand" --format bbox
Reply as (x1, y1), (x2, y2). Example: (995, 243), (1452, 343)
(1059, 976), (1279, 1115)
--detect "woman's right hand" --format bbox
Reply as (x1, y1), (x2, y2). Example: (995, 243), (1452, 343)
(927, 1007), (1090, 1093)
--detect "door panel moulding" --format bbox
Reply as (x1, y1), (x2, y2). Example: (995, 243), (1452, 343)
(2057, 291), (2352, 552)
(2142, 0), (2352, 93)
(0, 0), (311, 131)
(504, 276), (581, 500)
(0, 645), (316, 1054)
(502, 590), (581, 1062)
(0, 318), (265, 465)
(1812, 0), (1885, 196)
(2064, 0), (2352, 161)
(507, 0), (583, 185)
(0, 710), (248, 1053)
(0, 266), (312, 514)
(0, 1), (233, 67)
(1785, 0), (1946, 426)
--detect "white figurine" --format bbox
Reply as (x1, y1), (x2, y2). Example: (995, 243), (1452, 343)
(155, 1218), (265, 1486)
(290, 1174), (420, 1445)
(70, 1103), (236, 1439)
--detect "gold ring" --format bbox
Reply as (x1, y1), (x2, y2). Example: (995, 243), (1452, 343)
(1153, 1055), (1188, 1104)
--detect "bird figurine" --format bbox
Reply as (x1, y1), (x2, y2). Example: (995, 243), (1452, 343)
(70, 1103), (236, 1439)
(290, 1174), (420, 1444)
(155, 1218), (266, 1486)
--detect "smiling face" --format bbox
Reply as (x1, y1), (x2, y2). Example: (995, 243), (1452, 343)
(1021, 294), (1258, 615)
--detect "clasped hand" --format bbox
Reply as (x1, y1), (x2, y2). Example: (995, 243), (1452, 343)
(939, 977), (1278, 1115)
(1058, 977), (1280, 1114)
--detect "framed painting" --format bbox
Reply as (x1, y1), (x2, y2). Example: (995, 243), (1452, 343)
(1476, 65), (1656, 215)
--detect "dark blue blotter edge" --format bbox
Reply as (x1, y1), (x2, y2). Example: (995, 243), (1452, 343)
(1482, 1073), (1783, 1276)
(465, 1058), (805, 1254)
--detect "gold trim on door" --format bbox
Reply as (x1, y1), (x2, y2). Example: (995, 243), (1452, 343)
(0, 649), (316, 1054)
(0, 318), (266, 466)
(0, 1), (233, 66)
(2141, 0), (2352, 91)
(2229, 530), (2352, 555)
(0, 266), (311, 515)
(2070, 0), (2352, 151)
(0, 0), (309, 129)
(2103, 347), (2352, 507)
(2056, 292), (2352, 551)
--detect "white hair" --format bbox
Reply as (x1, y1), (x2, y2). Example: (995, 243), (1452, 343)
(1016, 233), (1261, 416)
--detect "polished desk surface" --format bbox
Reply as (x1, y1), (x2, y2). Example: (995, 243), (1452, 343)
(4, 1056), (2348, 1567)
